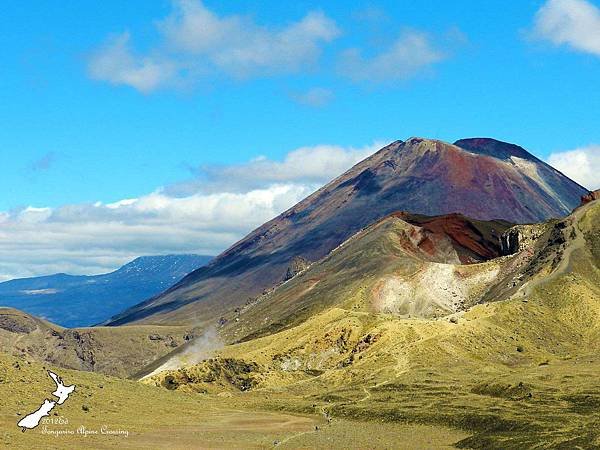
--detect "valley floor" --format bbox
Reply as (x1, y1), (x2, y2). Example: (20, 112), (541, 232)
(4, 343), (600, 449)
(0, 353), (466, 449)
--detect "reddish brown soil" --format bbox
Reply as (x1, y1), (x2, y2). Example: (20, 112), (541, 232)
(581, 190), (600, 205)
(387, 211), (509, 263)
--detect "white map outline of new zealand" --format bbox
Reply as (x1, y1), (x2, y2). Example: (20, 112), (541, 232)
(17, 370), (76, 432)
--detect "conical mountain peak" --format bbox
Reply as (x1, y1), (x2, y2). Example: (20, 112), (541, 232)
(107, 137), (588, 326)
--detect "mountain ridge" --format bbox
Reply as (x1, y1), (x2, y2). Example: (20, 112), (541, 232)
(106, 137), (589, 327)
(0, 306), (200, 378)
(0, 254), (212, 327)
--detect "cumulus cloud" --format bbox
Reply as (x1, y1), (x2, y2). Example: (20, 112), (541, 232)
(0, 142), (383, 280)
(0, 184), (313, 281)
(88, 33), (177, 92)
(160, 0), (340, 76)
(532, 0), (600, 56)
(167, 142), (383, 195)
(547, 145), (600, 190)
(87, 1), (339, 91)
(338, 30), (446, 82)
(290, 87), (334, 107)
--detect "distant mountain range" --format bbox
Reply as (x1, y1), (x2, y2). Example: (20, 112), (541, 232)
(0, 255), (212, 327)
(106, 137), (589, 327)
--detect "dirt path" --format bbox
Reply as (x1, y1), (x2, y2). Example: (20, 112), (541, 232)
(275, 420), (468, 449)
(358, 386), (371, 402)
(273, 405), (330, 448)
(524, 203), (589, 297)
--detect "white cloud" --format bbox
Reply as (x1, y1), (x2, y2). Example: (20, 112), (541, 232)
(290, 87), (334, 107)
(160, 1), (340, 76)
(210, 143), (381, 184)
(0, 142), (382, 280)
(18, 207), (52, 224)
(88, 33), (177, 92)
(547, 145), (600, 190)
(338, 30), (446, 82)
(0, 185), (313, 281)
(88, 2), (463, 92)
(167, 142), (383, 195)
(88, 1), (339, 91)
(532, 0), (600, 56)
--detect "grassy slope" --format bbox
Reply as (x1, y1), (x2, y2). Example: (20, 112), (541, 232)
(219, 214), (513, 344)
(0, 308), (199, 378)
(147, 200), (600, 448)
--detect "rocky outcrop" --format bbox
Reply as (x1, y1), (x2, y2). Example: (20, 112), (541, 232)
(63, 330), (97, 371)
(581, 190), (600, 206)
(284, 257), (310, 281)
(501, 229), (520, 255)
(401, 213), (509, 262)
(0, 312), (37, 334)
(501, 225), (546, 255)
(155, 357), (260, 392)
(0, 307), (199, 378)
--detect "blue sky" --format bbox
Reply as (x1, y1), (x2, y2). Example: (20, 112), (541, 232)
(0, 0), (599, 279)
